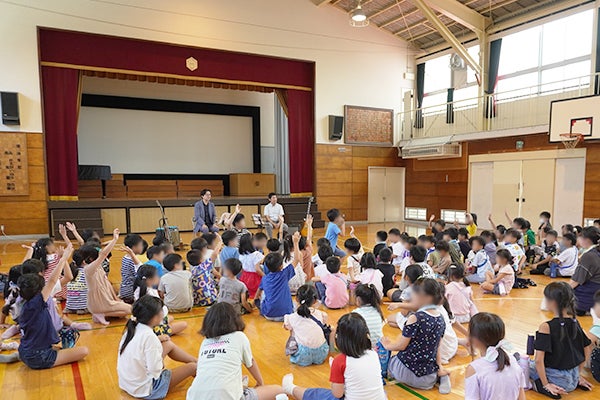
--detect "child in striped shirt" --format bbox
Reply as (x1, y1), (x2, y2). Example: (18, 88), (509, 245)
(119, 234), (144, 303)
(352, 284), (385, 349)
(65, 250), (88, 314)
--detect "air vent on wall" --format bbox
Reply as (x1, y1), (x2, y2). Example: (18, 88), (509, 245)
(401, 143), (462, 160)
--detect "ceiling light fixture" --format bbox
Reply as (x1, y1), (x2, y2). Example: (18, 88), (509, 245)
(349, 2), (369, 27)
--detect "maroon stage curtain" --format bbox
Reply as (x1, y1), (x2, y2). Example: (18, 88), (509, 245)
(287, 90), (314, 193)
(41, 66), (81, 200)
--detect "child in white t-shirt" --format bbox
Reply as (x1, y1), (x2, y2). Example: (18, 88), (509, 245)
(355, 253), (384, 298)
(548, 233), (578, 278)
(344, 235), (364, 281)
(466, 237), (493, 284)
(503, 229), (525, 273)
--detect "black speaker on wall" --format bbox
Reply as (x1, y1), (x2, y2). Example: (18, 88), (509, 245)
(328, 115), (343, 140)
(1, 92), (20, 125)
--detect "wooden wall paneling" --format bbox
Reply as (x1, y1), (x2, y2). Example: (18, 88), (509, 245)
(129, 208), (163, 233)
(101, 209), (127, 233)
(164, 206), (196, 231)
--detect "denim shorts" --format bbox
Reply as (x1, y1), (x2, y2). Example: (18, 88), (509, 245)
(143, 369), (172, 400)
(529, 362), (579, 392)
(290, 342), (329, 366)
(19, 347), (58, 370)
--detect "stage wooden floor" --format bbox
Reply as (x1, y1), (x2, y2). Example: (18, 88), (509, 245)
(0, 224), (595, 399)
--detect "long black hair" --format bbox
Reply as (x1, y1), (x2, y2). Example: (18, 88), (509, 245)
(238, 233), (255, 255)
(412, 277), (444, 305)
(359, 252), (377, 271)
(296, 284), (318, 318)
(469, 312), (511, 371)
(544, 282), (578, 340)
(200, 302), (245, 338)
(133, 265), (158, 299)
(448, 264), (470, 287)
(354, 284), (384, 321)
(496, 249), (514, 267)
(335, 313), (372, 358)
(32, 238), (54, 268)
(436, 281), (454, 319)
(282, 234), (293, 263)
(120, 295), (164, 354)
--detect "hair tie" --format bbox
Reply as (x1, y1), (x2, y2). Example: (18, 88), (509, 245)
(300, 300), (306, 305)
(130, 316), (137, 322)
(449, 265), (457, 269)
(142, 276), (147, 280)
(483, 339), (513, 362)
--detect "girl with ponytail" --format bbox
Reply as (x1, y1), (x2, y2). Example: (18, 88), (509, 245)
(465, 312), (526, 400)
(530, 282), (593, 398)
(353, 283), (384, 348)
(283, 284), (330, 366)
(117, 295), (196, 399)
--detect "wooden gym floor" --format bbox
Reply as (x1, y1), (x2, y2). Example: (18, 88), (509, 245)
(0, 223), (595, 400)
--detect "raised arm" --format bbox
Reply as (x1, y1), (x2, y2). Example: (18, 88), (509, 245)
(504, 209), (513, 225)
(58, 224), (71, 244)
(292, 231), (302, 264)
(42, 243), (73, 301)
(21, 242), (35, 262)
(488, 213), (496, 229)
(120, 245), (142, 266)
(428, 214), (436, 229)
(66, 222), (85, 245)
(88, 229), (120, 271)
(305, 214), (313, 243)
(225, 204), (241, 228)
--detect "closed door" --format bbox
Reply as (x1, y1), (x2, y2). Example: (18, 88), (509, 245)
(368, 167), (386, 223)
(469, 162), (494, 221)
(553, 157), (585, 228)
(521, 159), (555, 225)
(492, 160), (521, 221)
(384, 167), (405, 222)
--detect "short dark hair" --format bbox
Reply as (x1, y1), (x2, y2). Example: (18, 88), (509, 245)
(540, 211), (551, 219)
(419, 235), (434, 245)
(562, 232), (577, 246)
(266, 238), (281, 252)
(376, 230), (388, 241)
(21, 258), (45, 275)
(458, 228), (469, 238)
(410, 245), (426, 263)
(200, 188), (211, 197)
(200, 302), (245, 338)
(316, 238), (330, 248)
(435, 240), (450, 252)
(233, 213), (245, 225)
(264, 252), (283, 273)
(412, 277), (443, 305)
(335, 313), (373, 358)
(223, 258), (242, 276)
(405, 264), (424, 284)
(254, 232), (268, 242)
(239, 234), (255, 255)
(594, 219), (600, 225)
(267, 192), (276, 199)
(581, 226), (600, 244)
(505, 228), (522, 240)
(186, 249), (202, 266)
(444, 227), (459, 240)
(201, 232), (217, 247)
(318, 245), (334, 262)
(18, 273), (45, 301)
(546, 229), (558, 238)
(325, 256), (341, 273)
(152, 235), (167, 246)
(124, 234), (144, 249)
(158, 242), (173, 254)
(434, 219), (446, 228)
(222, 230), (238, 246)
(163, 253), (183, 271)
(407, 236), (417, 246)
(344, 237), (361, 253)
(378, 247), (393, 263)
(326, 208), (340, 222)
(469, 236), (485, 247)
(146, 246), (163, 260)
(512, 217), (527, 229)
(190, 237), (208, 251)
(388, 228), (401, 237)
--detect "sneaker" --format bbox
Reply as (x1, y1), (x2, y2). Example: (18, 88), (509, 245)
(532, 379), (561, 399)
(438, 375), (451, 394)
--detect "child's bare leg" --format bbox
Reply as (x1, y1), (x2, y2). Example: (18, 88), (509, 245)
(170, 321), (188, 335)
(168, 362), (197, 389)
(255, 385), (285, 399)
(480, 281), (494, 292)
(53, 347), (89, 367)
(162, 340), (197, 363)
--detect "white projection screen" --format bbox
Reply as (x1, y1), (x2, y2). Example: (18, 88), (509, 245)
(77, 106), (254, 174)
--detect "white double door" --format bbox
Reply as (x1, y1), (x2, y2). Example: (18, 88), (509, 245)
(469, 150), (585, 229)
(368, 167), (405, 223)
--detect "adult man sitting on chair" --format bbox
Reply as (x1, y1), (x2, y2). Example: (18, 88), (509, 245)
(264, 192), (288, 238)
(193, 189), (219, 235)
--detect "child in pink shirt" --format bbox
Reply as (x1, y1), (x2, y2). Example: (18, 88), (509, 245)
(445, 265), (478, 324)
(313, 257), (348, 309)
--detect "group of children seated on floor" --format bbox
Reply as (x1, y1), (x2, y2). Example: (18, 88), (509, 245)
(1, 206), (600, 400)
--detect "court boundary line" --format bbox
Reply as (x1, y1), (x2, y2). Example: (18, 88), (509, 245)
(71, 362), (86, 400)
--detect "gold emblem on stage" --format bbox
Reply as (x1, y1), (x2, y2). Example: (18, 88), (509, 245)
(186, 57), (198, 71)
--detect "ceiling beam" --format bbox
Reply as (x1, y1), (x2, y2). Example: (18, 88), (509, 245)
(368, 0), (408, 20)
(380, 7), (421, 29)
(423, 0), (490, 34)
(412, 0), (481, 73)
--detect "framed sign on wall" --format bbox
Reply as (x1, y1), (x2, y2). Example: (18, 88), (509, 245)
(344, 105), (394, 146)
(0, 133), (28, 196)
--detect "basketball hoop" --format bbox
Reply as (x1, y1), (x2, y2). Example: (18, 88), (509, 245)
(559, 133), (584, 149)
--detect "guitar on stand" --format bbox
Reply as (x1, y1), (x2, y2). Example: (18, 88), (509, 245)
(299, 196), (314, 237)
(156, 200), (183, 250)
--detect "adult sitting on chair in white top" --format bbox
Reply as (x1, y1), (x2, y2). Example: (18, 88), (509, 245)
(264, 192), (288, 238)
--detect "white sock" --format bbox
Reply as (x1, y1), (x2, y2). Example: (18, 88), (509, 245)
(282, 374), (296, 396)
(439, 374), (451, 394)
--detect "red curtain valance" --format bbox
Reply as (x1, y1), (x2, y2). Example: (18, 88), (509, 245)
(39, 28), (314, 91)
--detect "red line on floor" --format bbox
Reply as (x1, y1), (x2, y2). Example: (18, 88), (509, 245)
(71, 362), (86, 400)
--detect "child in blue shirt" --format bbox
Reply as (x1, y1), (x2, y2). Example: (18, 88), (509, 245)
(220, 230), (240, 264)
(145, 245), (166, 277)
(325, 208), (346, 257)
(120, 234), (144, 303)
(18, 242), (89, 369)
(255, 232), (301, 322)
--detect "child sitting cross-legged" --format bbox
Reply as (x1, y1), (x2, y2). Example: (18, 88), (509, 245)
(187, 302), (284, 399)
(387, 264), (424, 308)
(547, 233), (578, 278)
(133, 265), (187, 338)
(530, 230), (560, 276)
(64, 250), (89, 315)
(283, 284), (330, 366)
(117, 296), (197, 399)
(352, 283), (385, 349)
(188, 240), (221, 307)
(381, 278), (451, 394)
(481, 249), (515, 296)
(281, 313), (386, 400)
(445, 265), (478, 324)
(17, 242), (89, 369)
(239, 234), (265, 299)
(159, 254), (194, 313)
(466, 236), (493, 284)
(312, 256), (349, 310)
(465, 312), (526, 400)
(218, 258), (253, 315)
(254, 232), (300, 321)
